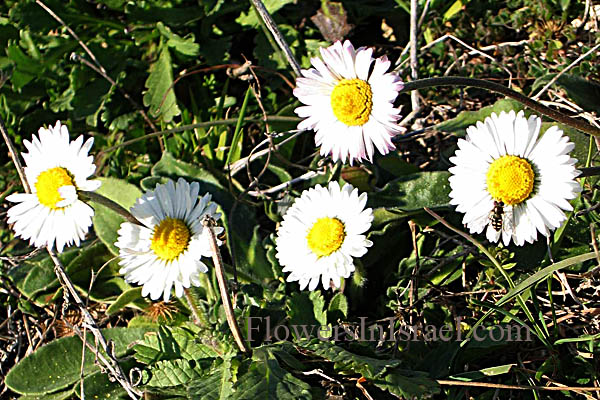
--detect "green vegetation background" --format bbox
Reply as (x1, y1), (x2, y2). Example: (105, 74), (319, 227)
(0, 0), (599, 399)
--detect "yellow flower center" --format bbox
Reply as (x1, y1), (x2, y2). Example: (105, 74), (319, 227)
(35, 167), (75, 210)
(486, 155), (535, 206)
(330, 79), (373, 126)
(306, 217), (346, 257)
(150, 218), (191, 261)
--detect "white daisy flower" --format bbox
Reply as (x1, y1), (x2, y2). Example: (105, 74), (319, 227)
(293, 40), (405, 164)
(6, 121), (101, 252)
(449, 110), (581, 246)
(275, 181), (373, 291)
(115, 178), (224, 302)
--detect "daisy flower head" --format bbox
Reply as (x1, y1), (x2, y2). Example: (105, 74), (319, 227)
(6, 121), (101, 252)
(449, 110), (581, 246)
(275, 181), (373, 291)
(293, 40), (405, 165)
(115, 178), (224, 302)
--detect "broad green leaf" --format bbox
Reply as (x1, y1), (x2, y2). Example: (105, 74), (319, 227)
(6, 42), (43, 89)
(435, 98), (523, 136)
(286, 292), (326, 339)
(555, 74), (600, 114)
(9, 246), (81, 304)
(376, 152), (419, 178)
(341, 166), (373, 191)
(134, 325), (221, 365)
(143, 359), (204, 387)
(230, 348), (311, 399)
(300, 341), (400, 378)
(66, 241), (126, 301)
(106, 287), (147, 315)
(372, 368), (440, 398)
(143, 46), (181, 123)
(187, 358), (234, 400)
(368, 171), (451, 226)
(141, 152), (221, 190)
(19, 391), (74, 400)
(327, 292), (348, 322)
(127, 315), (159, 329)
(5, 328), (151, 395)
(90, 177), (142, 256)
(71, 77), (113, 124)
(81, 359), (137, 400)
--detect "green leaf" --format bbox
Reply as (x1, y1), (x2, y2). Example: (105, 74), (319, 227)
(65, 242), (126, 301)
(6, 42), (43, 89)
(230, 348), (311, 399)
(142, 152), (221, 190)
(435, 98), (523, 137)
(286, 292), (326, 339)
(81, 359), (136, 400)
(555, 333), (600, 345)
(90, 177), (142, 256)
(134, 325), (220, 365)
(443, 0), (465, 21)
(144, 359), (204, 387)
(5, 328), (151, 395)
(555, 74), (600, 114)
(157, 22), (200, 56)
(300, 341), (400, 378)
(309, 291), (327, 327)
(368, 171), (452, 226)
(225, 86), (252, 166)
(448, 364), (513, 381)
(327, 292), (348, 322)
(106, 287), (147, 315)
(496, 252), (596, 307)
(143, 46), (181, 123)
(8, 247), (81, 304)
(187, 358), (235, 400)
(19, 391), (74, 400)
(372, 368), (440, 398)
(376, 152), (419, 178)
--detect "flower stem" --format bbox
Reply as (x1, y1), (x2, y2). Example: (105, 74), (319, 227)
(202, 215), (250, 354)
(401, 77), (600, 137)
(183, 288), (208, 327)
(80, 190), (140, 225)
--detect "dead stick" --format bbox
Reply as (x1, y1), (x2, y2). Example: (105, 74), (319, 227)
(249, 0), (301, 76)
(436, 379), (600, 391)
(202, 215), (250, 354)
